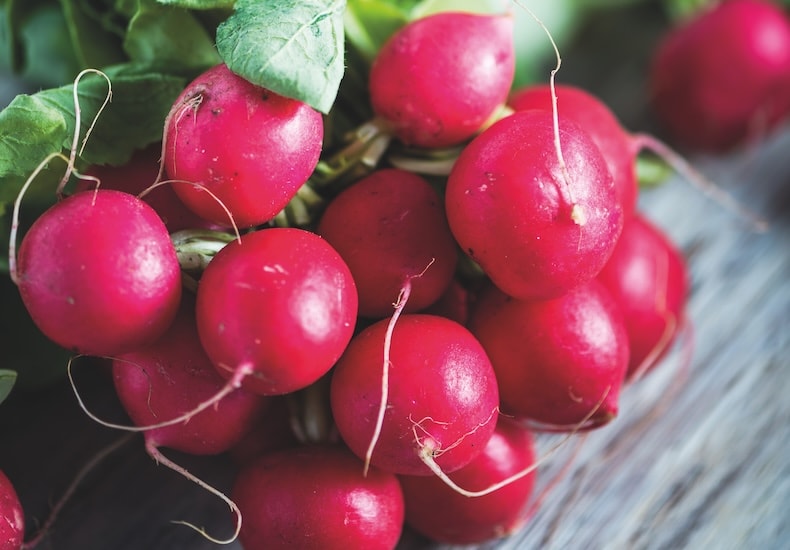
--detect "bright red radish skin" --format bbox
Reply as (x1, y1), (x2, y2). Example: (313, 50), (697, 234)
(163, 63), (324, 228)
(398, 418), (536, 545)
(196, 227), (358, 396)
(232, 445), (405, 550)
(650, 0), (790, 151)
(445, 109), (623, 300)
(597, 214), (689, 379)
(330, 314), (499, 476)
(80, 145), (218, 233)
(15, 189), (182, 357)
(316, 168), (458, 318)
(112, 304), (268, 456)
(369, 11), (515, 148)
(0, 470), (24, 550)
(509, 84), (639, 217)
(468, 280), (629, 430)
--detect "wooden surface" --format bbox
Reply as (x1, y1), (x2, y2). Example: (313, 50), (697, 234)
(2, 6), (790, 549)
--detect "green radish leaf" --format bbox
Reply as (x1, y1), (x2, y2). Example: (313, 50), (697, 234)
(216, 0), (346, 114)
(60, 0), (127, 70)
(155, 0), (236, 8)
(125, 0), (221, 74)
(0, 369), (16, 405)
(343, 0), (409, 62)
(0, 64), (186, 204)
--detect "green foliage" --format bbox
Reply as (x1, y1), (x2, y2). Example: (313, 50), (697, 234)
(216, 0), (346, 114)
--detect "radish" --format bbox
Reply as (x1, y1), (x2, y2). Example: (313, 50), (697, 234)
(109, 302), (267, 544)
(398, 417), (536, 545)
(368, 11), (515, 148)
(507, 83), (768, 231)
(508, 83), (639, 218)
(421, 277), (473, 326)
(163, 63), (324, 228)
(13, 189), (182, 357)
(445, 108), (623, 301)
(0, 470), (24, 550)
(650, 0), (790, 152)
(468, 280), (629, 430)
(330, 314), (499, 476)
(597, 213), (689, 380)
(195, 227), (358, 396)
(231, 444), (405, 550)
(316, 168), (458, 319)
(112, 303), (268, 457)
(80, 145), (218, 233)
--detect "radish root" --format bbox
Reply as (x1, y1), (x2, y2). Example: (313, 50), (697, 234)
(68, 356), (254, 433)
(513, 0), (582, 224)
(363, 258), (436, 476)
(631, 133), (768, 232)
(416, 386), (611, 497)
(9, 69), (113, 285)
(146, 441), (241, 545)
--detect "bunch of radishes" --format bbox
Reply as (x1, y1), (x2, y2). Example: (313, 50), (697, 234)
(5, 0), (789, 547)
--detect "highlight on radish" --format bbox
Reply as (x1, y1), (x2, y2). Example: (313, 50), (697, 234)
(0, 470), (24, 550)
(12, 189), (182, 357)
(231, 445), (405, 550)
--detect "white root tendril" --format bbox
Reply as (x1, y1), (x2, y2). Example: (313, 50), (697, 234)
(146, 441), (241, 545)
(363, 258), (436, 476)
(363, 281), (412, 477)
(631, 133), (768, 233)
(409, 407), (500, 460)
(513, 0), (582, 224)
(57, 68), (113, 198)
(139, 178), (242, 244)
(68, 356), (254, 433)
(416, 387), (612, 498)
(8, 69), (113, 286)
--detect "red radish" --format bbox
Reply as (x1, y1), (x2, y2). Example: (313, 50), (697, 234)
(195, 227), (358, 396)
(79, 145), (218, 233)
(0, 470), (24, 550)
(398, 418), (536, 545)
(508, 84), (767, 231)
(330, 314), (499, 476)
(445, 109), (623, 301)
(316, 168), (458, 318)
(597, 214), (689, 380)
(232, 445), (405, 550)
(14, 189), (182, 356)
(421, 277), (473, 326)
(163, 63), (324, 228)
(650, 0), (790, 151)
(509, 84), (639, 218)
(109, 303), (267, 544)
(369, 11), (515, 148)
(112, 303), (268, 456)
(468, 280), (629, 430)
